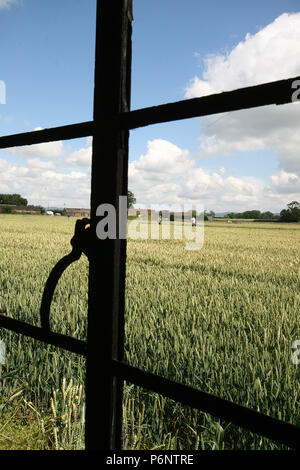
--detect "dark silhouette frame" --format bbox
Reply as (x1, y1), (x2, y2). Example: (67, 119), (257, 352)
(0, 0), (299, 450)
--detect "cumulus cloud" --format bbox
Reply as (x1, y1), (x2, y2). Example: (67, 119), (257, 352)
(268, 170), (300, 195)
(128, 139), (279, 211)
(66, 146), (92, 167)
(132, 139), (194, 177)
(185, 13), (300, 98)
(26, 158), (55, 170)
(7, 128), (64, 159)
(0, 131), (93, 206)
(64, 137), (92, 167)
(0, 134), (298, 211)
(0, 0), (19, 9)
(0, 157), (90, 207)
(185, 13), (300, 177)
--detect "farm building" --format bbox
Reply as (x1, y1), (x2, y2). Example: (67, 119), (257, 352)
(128, 208), (156, 218)
(65, 208), (91, 217)
(0, 204), (41, 214)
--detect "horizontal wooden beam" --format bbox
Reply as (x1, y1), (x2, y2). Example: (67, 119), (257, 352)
(0, 76), (299, 149)
(111, 360), (300, 449)
(0, 121), (94, 149)
(119, 75), (300, 129)
(0, 314), (87, 356)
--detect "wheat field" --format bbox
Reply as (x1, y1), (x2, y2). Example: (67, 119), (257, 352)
(0, 214), (299, 449)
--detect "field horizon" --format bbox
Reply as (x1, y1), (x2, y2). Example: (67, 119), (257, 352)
(0, 214), (299, 450)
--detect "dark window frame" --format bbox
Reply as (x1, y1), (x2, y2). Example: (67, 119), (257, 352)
(0, 0), (299, 450)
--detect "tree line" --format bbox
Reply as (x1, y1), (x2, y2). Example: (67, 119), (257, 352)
(224, 202), (300, 222)
(0, 193), (28, 206)
(1, 192), (299, 223)
(279, 201), (300, 222)
(225, 210), (277, 220)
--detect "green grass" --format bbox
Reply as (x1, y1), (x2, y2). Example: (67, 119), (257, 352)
(0, 214), (299, 449)
(0, 412), (44, 450)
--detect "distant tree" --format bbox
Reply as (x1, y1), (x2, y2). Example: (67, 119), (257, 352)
(0, 193), (27, 206)
(204, 210), (215, 217)
(225, 210), (275, 220)
(261, 211), (274, 219)
(287, 201), (300, 210)
(127, 190), (136, 209)
(239, 210), (261, 219)
(280, 201), (300, 222)
(0, 205), (13, 214)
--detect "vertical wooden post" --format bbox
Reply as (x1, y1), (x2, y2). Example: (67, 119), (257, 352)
(85, 0), (132, 450)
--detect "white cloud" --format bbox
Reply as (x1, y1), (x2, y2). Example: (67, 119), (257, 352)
(133, 139), (194, 175)
(26, 158), (55, 170)
(185, 13), (300, 177)
(128, 139), (284, 212)
(7, 128), (64, 159)
(0, 0), (19, 9)
(66, 146), (92, 167)
(0, 129), (297, 211)
(0, 157), (90, 207)
(268, 170), (300, 195)
(0, 134), (297, 211)
(0, 130), (94, 206)
(185, 13), (300, 98)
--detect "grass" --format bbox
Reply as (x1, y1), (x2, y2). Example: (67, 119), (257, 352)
(0, 412), (43, 450)
(0, 214), (299, 449)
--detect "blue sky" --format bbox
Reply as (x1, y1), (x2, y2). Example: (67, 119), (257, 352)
(1, 0), (300, 212)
